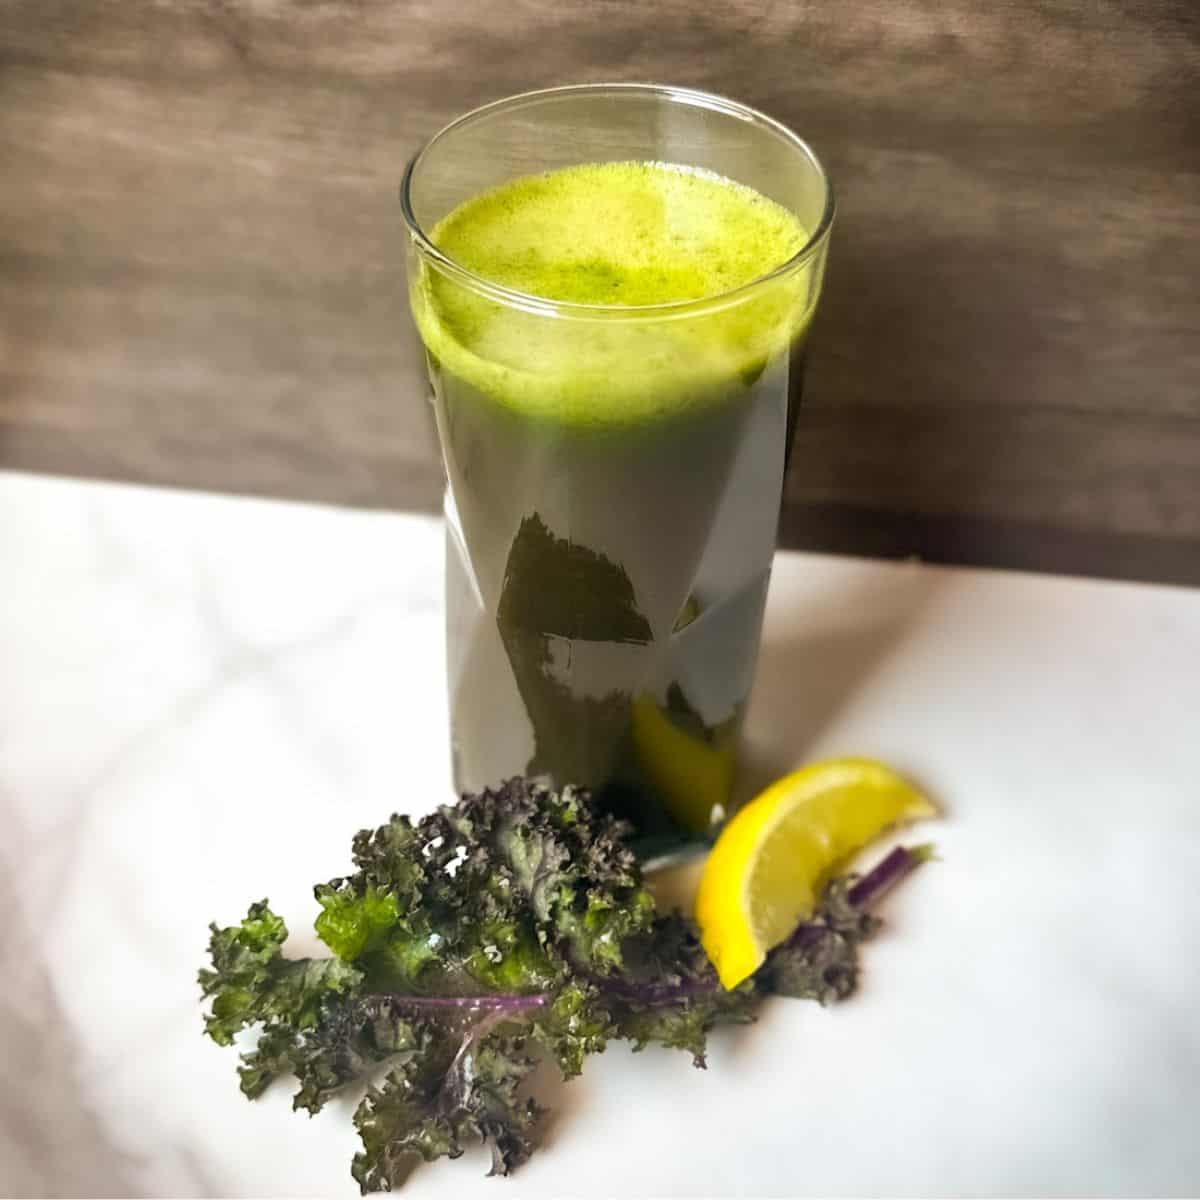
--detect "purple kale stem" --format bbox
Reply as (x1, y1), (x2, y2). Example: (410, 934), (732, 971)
(371, 847), (933, 1014)
(846, 844), (934, 910)
(594, 975), (719, 1006)
(783, 923), (826, 952)
(381, 993), (548, 1013)
(782, 844), (933, 953)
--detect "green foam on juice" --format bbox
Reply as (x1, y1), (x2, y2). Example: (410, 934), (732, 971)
(411, 162), (814, 427)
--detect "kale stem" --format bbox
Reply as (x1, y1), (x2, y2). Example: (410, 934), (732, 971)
(593, 974), (721, 1005)
(767, 844), (935, 960)
(373, 847), (934, 1015)
(846, 844), (934, 910)
(380, 993), (548, 1013)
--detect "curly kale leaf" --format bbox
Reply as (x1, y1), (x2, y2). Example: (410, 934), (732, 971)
(603, 915), (756, 1066)
(198, 901), (361, 1047)
(309, 779), (651, 996)
(763, 844), (934, 1003)
(199, 782), (931, 1193)
(352, 1014), (543, 1190)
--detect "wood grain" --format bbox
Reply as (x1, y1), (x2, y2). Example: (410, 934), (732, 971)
(1, 0), (1198, 582)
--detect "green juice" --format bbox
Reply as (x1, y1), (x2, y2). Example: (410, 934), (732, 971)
(411, 161), (814, 840)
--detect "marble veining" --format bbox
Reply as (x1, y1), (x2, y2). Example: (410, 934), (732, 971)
(1, 470), (1198, 1198)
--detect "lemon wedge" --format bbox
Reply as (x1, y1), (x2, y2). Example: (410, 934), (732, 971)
(631, 693), (735, 833)
(694, 758), (936, 989)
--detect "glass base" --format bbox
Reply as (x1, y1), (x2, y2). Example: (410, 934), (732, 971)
(627, 828), (713, 871)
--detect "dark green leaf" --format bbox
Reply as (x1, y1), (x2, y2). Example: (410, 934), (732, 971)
(607, 915), (756, 1066)
(198, 901), (361, 1045)
(351, 1021), (542, 1193)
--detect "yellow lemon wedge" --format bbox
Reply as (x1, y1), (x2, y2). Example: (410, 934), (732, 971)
(694, 758), (936, 989)
(631, 693), (735, 833)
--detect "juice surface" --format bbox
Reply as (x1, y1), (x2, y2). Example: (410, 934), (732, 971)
(413, 161), (811, 425)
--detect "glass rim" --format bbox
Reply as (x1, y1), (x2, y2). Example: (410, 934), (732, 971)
(399, 83), (835, 322)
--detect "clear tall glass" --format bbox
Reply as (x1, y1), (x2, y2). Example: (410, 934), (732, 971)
(401, 84), (833, 847)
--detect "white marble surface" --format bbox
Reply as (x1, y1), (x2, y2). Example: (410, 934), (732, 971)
(1, 469), (1198, 1199)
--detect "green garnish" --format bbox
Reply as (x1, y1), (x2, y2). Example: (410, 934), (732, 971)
(200, 779), (928, 1192)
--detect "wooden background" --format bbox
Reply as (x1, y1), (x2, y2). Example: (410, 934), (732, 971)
(2, 1), (1198, 583)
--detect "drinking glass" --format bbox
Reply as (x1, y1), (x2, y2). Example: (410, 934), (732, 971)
(401, 84), (834, 846)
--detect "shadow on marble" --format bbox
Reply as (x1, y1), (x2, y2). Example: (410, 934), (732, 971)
(738, 564), (948, 806)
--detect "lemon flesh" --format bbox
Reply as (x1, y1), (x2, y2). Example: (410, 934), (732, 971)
(694, 758), (936, 989)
